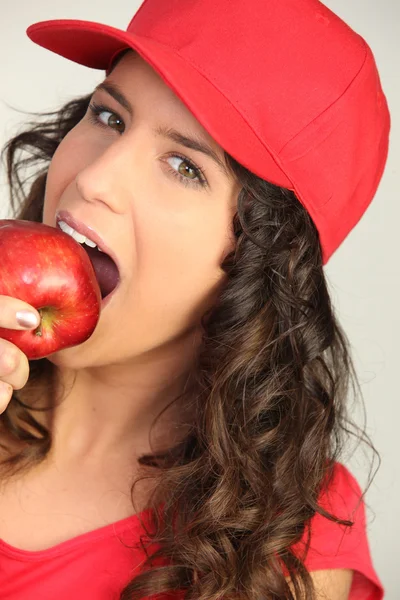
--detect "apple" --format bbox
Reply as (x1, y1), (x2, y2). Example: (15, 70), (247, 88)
(0, 219), (102, 360)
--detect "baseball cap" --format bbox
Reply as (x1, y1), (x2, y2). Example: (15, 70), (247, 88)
(26, 0), (391, 265)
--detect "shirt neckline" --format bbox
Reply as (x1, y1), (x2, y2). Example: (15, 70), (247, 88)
(0, 505), (154, 562)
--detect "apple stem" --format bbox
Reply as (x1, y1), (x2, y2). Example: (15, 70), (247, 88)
(34, 308), (43, 337)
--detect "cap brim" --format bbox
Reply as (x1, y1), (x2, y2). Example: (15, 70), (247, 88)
(27, 19), (291, 189)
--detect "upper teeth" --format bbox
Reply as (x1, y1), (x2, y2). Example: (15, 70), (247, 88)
(58, 220), (103, 251)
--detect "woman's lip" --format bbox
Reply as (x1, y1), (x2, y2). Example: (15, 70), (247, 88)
(102, 279), (121, 308)
(55, 209), (122, 280)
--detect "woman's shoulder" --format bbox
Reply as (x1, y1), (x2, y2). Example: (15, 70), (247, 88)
(318, 461), (365, 515)
(292, 461), (384, 599)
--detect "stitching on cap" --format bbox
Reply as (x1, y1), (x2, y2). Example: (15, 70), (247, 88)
(278, 37), (369, 156)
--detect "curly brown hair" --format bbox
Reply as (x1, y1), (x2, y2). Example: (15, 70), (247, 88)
(0, 79), (378, 599)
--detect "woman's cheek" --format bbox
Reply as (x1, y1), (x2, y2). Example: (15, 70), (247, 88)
(45, 134), (88, 206)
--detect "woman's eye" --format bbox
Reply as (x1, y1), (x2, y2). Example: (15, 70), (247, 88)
(88, 102), (125, 133)
(164, 155), (208, 189)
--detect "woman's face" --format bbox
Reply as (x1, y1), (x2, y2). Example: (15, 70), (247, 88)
(42, 50), (240, 368)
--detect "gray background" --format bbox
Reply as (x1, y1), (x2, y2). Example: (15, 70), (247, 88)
(0, 1), (398, 596)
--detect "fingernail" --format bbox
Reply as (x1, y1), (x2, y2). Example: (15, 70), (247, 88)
(16, 311), (40, 329)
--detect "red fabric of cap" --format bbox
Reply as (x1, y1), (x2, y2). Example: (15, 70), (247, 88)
(26, 0), (391, 265)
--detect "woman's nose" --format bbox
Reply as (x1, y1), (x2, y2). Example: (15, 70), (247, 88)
(74, 141), (132, 215)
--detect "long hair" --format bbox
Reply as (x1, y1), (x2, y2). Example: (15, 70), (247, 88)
(0, 75), (378, 599)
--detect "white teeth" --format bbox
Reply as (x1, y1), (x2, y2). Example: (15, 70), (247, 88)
(58, 220), (102, 251)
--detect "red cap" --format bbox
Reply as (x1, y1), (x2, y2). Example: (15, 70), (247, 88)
(26, 0), (391, 264)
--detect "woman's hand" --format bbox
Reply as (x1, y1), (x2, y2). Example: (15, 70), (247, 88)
(0, 295), (41, 414)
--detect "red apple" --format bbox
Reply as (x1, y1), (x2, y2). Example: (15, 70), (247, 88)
(0, 219), (102, 360)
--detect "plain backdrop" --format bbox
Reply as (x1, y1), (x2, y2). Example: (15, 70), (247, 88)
(0, 1), (398, 597)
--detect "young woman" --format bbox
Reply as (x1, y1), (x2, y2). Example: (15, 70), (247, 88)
(0, 0), (390, 599)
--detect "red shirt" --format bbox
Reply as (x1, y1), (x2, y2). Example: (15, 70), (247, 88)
(0, 463), (383, 599)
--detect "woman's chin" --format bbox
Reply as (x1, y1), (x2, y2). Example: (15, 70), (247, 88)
(45, 342), (97, 369)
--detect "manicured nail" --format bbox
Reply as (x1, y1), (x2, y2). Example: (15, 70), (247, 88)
(16, 311), (40, 329)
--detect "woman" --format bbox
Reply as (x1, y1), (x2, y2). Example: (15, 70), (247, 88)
(0, 0), (390, 599)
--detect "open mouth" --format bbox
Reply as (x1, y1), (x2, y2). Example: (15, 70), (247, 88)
(83, 244), (120, 300)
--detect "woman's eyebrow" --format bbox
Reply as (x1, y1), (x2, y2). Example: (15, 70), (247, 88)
(93, 81), (230, 177)
(153, 125), (230, 177)
(94, 82), (133, 115)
